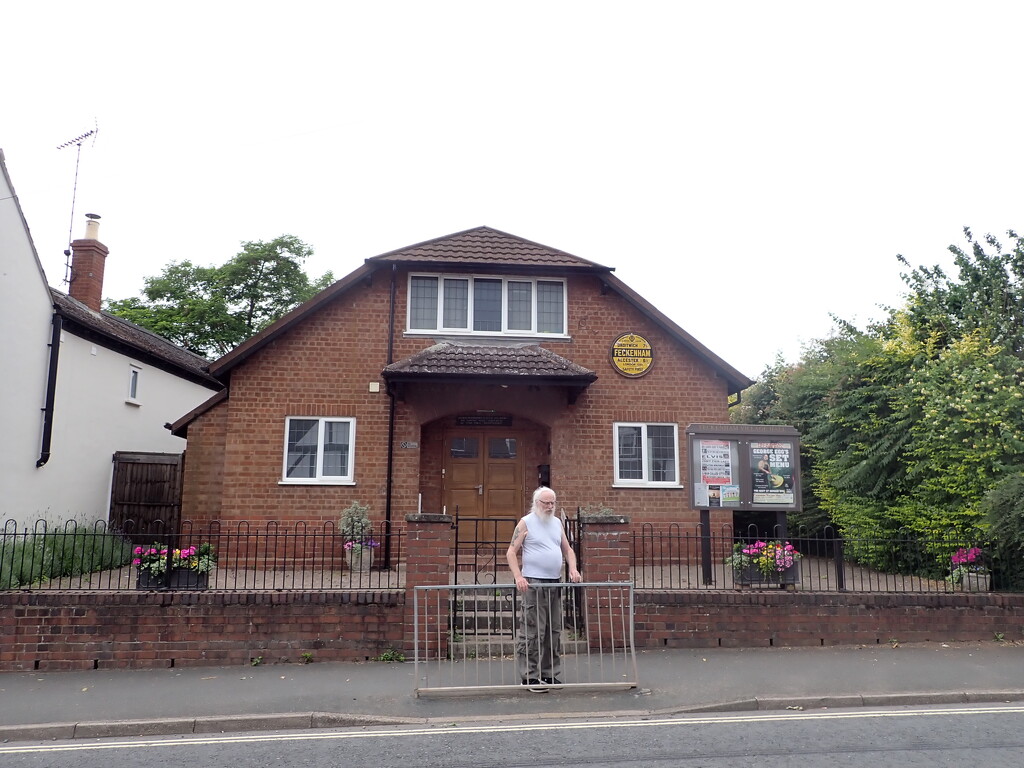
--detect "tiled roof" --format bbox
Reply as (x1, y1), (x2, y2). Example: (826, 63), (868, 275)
(367, 226), (611, 271)
(383, 342), (597, 380)
(51, 289), (221, 388)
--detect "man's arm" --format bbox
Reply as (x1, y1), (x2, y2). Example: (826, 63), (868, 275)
(506, 519), (530, 592)
(561, 530), (582, 583)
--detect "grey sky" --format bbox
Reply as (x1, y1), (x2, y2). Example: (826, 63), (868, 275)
(4, 1), (1022, 377)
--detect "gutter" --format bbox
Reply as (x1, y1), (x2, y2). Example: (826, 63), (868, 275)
(383, 264), (397, 567)
(36, 312), (62, 467)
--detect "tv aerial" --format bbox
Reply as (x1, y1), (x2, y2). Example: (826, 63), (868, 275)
(57, 121), (99, 286)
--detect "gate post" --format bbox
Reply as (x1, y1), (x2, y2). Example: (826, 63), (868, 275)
(404, 513), (454, 657)
(580, 512), (632, 648)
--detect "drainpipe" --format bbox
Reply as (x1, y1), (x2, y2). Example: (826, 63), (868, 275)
(36, 313), (62, 467)
(383, 263), (397, 567)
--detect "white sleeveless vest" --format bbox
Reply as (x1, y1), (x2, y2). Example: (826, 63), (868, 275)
(521, 511), (563, 579)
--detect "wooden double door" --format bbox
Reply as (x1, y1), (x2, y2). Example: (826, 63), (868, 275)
(445, 429), (526, 543)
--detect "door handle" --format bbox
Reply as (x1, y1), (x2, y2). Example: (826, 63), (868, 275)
(476, 484), (483, 496)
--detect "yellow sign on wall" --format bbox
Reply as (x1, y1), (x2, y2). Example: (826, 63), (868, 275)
(610, 332), (654, 377)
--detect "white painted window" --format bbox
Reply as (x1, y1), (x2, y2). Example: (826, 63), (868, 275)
(282, 417), (356, 484)
(613, 423), (679, 486)
(126, 365), (142, 405)
(407, 274), (566, 336)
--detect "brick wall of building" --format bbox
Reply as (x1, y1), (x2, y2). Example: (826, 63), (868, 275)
(179, 267), (736, 532)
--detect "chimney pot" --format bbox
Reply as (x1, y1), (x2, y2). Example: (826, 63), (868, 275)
(84, 213), (101, 240)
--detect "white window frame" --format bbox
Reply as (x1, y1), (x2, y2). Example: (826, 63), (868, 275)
(612, 422), (680, 487)
(126, 365), (142, 406)
(281, 417), (356, 485)
(406, 273), (568, 337)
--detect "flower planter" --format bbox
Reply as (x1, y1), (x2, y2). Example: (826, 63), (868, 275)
(735, 561), (800, 589)
(136, 568), (209, 590)
(963, 572), (990, 592)
(345, 548), (374, 571)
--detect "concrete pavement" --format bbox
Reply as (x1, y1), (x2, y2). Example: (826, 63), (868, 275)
(2, 640), (1023, 742)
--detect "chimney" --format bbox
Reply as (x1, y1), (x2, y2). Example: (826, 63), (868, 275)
(68, 213), (109, 312)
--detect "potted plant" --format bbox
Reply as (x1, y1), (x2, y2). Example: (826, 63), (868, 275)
(134, 542), (216, 590)
(947, 546), (989, 592)
(725, 540), (802, 587)
(340, 501), (379, 570)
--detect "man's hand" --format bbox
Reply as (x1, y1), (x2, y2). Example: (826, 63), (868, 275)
(515, 575), (530, 592)
(568, 568), (582, 583)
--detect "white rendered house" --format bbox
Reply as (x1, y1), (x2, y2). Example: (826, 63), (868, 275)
(0, 149), (221, 528)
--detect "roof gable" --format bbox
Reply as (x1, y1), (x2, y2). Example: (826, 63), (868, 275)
(206, 227), (752, 393)
(366, 226), (612, 272)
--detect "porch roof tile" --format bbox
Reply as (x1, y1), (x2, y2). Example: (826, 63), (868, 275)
(383, 342), (597, 380)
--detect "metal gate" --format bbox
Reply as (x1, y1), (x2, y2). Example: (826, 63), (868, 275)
(453, 512), (585, 634)
(413, 581), (636, 695)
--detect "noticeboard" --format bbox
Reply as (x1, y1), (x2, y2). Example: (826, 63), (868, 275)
(685, 423), (802, 512)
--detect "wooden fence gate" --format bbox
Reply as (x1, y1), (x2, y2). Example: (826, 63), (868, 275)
(108, 451), (183, 541)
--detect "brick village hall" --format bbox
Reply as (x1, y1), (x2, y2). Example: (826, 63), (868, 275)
(170, 226), (752, 540)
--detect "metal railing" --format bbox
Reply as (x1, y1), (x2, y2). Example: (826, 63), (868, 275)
(633, 523), (1001, 593)
(413, 582), (636, 695)
(0, 518), (404, 591)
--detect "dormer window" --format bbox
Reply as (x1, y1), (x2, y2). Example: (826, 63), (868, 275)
(407, 274), (566, 336)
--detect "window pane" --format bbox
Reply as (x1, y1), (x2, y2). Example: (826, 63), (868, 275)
(286, 419), (319, 478)
(537, 281), (564, 333)
(647, 425), (677, 482)
(443, 278), (469, 328)
(473, 279), (502, 332)
(489, 437), (517, 459)
(507, 281), (532, 331)
(617, 426), (643, 480)
(322, 421), (351, 477)
(450, 437), (479, 458)
(410, 276), (438, 329)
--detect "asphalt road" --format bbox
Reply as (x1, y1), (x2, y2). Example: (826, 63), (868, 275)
(4, 703), (1024, 767)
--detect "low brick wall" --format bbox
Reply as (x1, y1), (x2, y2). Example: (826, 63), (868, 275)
(635, 590), (1024, 648)
(0, 591), (404, 672)
(3, 588), (1022, 671)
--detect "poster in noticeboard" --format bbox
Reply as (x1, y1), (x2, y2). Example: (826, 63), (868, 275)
(750, 441), (796, 505)
(693, 439), (741, 508)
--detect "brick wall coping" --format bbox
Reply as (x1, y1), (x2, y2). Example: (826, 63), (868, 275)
(579, 512), (631, 525)
(404, 513), (453, 524)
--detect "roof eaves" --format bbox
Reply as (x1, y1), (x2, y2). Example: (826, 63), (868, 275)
(167, 388), (228, 438)
(51, 292), (220, 388)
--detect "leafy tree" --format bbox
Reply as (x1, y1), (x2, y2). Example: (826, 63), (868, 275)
(732, 228), (1024, 558)
(106, 235), (333, 358)
(898, 228), (1024, 358)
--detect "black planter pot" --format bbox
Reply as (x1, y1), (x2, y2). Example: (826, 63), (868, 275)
(735, 561), (800, 588)
(136, 568), (209, 590)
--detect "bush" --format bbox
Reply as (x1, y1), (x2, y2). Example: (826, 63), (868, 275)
(0, 521), (134, 588)
(339, 501), (372, 542)
(981, 473), (1024, 590)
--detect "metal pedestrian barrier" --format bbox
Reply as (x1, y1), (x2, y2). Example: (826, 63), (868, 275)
(413, 581), (637, 696)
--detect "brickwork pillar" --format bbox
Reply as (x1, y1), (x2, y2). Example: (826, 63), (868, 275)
(403, 513), (454, 657)
(580, 512), (632, 649)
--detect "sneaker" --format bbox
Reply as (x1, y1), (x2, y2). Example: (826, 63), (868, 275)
(541, 677), (563, 686)
(522, 678), (548, 693)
